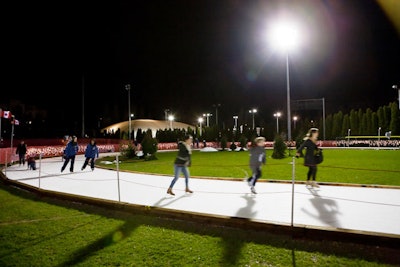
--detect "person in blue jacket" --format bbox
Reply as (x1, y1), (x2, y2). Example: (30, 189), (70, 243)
(81, 139), (99, 171)
(61, 135), (79, 173)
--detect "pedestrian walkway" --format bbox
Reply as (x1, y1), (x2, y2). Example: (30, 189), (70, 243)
(2, 154), (400, 239)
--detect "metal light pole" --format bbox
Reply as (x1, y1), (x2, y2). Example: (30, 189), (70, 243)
(270, 21), (300, 141)
(347, 128), (351, 147)
(393, 85), (399, 110)
(274, 112), (281, 134)
(213, 103), (221, 126)
(286, 53), (292, 141)
(233, 116), (238, 130)
(168, 115), (174, 129)
(198, 117), (203, 136)
(164, 109), (170, 128)
(203, 113), (211, 127)
(293, 116), (298, 129)
(125, 84), (132, 140)
(249, 109), (257, 129)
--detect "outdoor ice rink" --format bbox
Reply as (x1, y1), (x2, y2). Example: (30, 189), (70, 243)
(2, 153), (400, 238)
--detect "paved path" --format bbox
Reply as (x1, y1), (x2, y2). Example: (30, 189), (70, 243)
(2, 154), (400, 238)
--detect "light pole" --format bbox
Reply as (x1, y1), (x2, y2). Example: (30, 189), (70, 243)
(393, 85), (399, 110)
(293, 116), (298, 129)
(347, 128), (351, 147)
(198, 117), (204, 136)
(270, 21), (300, 141)
(164, 109), (170, 128)
(203, 113), (212, 127)
(168, 115), (174, 129)
(378, 127), (382, 148)
(125, 84), (132, 140)
(274, 112), (281, 134)
(213, 103), (221, 126)
(233, 116), (238, 130)
(249, 109), (257, 129)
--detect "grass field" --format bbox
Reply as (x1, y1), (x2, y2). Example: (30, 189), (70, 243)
(0, 181), (399, 267)
(99, 148), (400, 186)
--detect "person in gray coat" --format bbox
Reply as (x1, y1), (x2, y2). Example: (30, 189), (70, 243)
(246, 136), (266, 194)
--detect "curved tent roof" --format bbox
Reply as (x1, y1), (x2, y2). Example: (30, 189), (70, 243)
(102, 119), (195, 138)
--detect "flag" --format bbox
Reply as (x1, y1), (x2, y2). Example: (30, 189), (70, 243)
(13, 119), (20, 125)
(3, 110), (12, 119)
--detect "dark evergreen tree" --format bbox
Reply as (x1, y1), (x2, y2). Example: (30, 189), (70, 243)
(272, 135), (287, 159)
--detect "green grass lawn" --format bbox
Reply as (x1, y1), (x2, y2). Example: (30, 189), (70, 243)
(99, 148), (400, 186)
(0, 181), (398, 267)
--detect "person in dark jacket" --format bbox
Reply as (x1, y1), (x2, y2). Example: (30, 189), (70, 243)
(27, 155), (37, 170)
(16, 140), (27, 166)
(167, 135), (193, 196)
(246, 136), (266, 194)
(296, 128), (320, 188)
(61, 135), (79, 173)
(81, 139), (99, 171)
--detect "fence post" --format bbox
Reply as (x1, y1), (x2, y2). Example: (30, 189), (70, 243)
(291, 156), (296, 227)
(116, 154), (121, 202)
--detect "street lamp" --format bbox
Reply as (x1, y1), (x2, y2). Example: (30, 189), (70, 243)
(203, 113), (212, 127)
(293, 116), (298, 129)
(249, 109), (257, 129)
(164, 109), (170, 128)
(125, 84), (132, 140)
(168, 115), (174, 129)
(213, 103), (221, 126)
(274, 112), (281, 134)
(347, 128), (351, 147)
(198, 117), (204, 136)
(393, 85), (399, 110)
(233, 115), (238, 130)
(270, 21), (300, 141)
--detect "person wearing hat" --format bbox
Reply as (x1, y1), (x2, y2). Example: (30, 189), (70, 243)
(246, 136), (266, 194)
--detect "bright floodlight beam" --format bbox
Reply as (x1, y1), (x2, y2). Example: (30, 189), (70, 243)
(270, 21), (300, 141)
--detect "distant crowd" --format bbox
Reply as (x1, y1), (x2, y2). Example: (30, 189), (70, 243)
(336, 139), (400, 147)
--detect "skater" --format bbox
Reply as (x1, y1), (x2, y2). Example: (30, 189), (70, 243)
(61, 135), (79, 173)
(167, 135), (194, 196)
(81, 139), (99, 171)
(296, 128), (321, 188)
(16, 140), (27, 166)
(246, 136), (266, 194)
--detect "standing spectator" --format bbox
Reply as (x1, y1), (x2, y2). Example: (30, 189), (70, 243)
(16, 140), (27, 166)
(167, 135), (194, 196)
(61, 135), (79, 173)
(246, 136), (266, 194)
(81, 139), (99, 171)
(296, 128), (321, 188)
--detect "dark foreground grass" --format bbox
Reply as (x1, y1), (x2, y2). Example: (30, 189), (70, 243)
(100, 149), (400, 186)
(0, 181), (399, 267)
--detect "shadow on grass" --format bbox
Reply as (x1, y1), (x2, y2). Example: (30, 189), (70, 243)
(0, 180), (399, 267)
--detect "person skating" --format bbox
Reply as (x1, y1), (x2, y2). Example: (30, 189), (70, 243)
(61, 135), (79, 173)
(246, 136), (266, 194)
(81, 139), (99, 171)
(296, 128), (321, 188)
(167, 135), (194, 196)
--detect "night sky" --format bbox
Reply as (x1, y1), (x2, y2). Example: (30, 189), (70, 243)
(3, 0), (400, 135)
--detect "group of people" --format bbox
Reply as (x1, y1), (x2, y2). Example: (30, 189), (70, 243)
(16, 128), (321, 193)
(61, 136), (99, 173)
(14, 136), (99, 173)
(166, 127), (322, 196)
